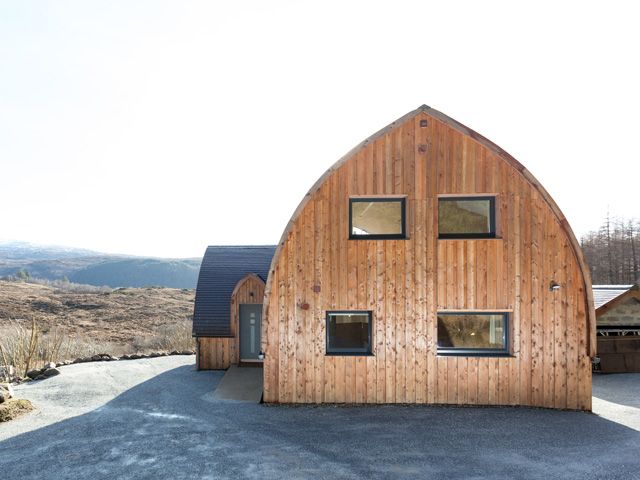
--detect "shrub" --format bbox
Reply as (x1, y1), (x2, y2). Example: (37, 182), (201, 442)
(0, 399), (34, 422)
(132, 322), (195, 353)
(0, 318), (119, 377)
(15, 269), (30, 281)
(0, 318), (40, 378)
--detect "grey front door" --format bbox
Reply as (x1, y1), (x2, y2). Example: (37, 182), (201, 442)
(239, 304), (262, 361)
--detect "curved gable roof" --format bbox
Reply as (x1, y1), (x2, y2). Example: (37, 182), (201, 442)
(193, 245), (275, 337)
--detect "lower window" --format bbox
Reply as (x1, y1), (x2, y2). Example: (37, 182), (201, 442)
(437, 312), (509, 356)
(326, 311), (372, 355)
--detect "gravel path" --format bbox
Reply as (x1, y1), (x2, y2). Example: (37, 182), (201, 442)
(1, 358), (639, 480)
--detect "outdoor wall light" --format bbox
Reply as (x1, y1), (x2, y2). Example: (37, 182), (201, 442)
(549, 281), (561, 292)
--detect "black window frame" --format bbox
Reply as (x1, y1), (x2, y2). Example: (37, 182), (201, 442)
(326, 310), (373, 356)
(438, 196), (497, 239)
(436, 311), (510, 357)
(349, 197), (407, 240)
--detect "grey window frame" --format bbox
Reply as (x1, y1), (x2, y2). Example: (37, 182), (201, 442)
(436, 311), (510, 357)
(326, 310), (373, 356)
(438, 196), (497, 239)
(349, 197), (407, 240)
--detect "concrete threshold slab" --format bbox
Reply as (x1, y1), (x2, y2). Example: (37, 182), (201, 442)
(211, 365), (263, 403)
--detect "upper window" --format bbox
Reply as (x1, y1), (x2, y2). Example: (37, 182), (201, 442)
(326, 311), (372, 355)
(349, 197), (406, 239)
(437, 312), (509, 356)
(438, 196), (496, 239)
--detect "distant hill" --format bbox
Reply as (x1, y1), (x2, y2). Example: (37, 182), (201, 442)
(69, 258), (201, 289)
(0, 256), (117, 280)
(0, 241), (202, 289)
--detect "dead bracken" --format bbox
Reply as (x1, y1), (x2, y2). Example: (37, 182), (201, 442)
(0, 399), (34, 422)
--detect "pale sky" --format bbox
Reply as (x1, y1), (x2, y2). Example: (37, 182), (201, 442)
(1, 1), (638, 258)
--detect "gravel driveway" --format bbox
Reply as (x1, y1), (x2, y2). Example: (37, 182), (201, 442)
(1, 357), (639, 480)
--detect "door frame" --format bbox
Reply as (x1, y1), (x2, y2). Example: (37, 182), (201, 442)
(230, 273), (266, 366)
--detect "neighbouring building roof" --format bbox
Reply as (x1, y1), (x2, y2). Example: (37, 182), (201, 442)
(592, 285), (634, 309)
(193, 245), (275, 337)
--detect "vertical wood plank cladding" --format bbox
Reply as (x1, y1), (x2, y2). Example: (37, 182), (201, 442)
(375, 241), (386, 403)
(263, 267), (279, 401)
(414, 200), (427, 403)
(385, 240), (396, 402)
(519, 192), (532, 406)
(425, 197), (438, 403)
(197, 337), (233, 370)
(565, 258), (578, 409)
(263, 108), (593, 410)
(314, 194), (325, 403)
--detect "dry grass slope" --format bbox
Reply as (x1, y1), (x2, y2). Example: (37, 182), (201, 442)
(0, 280), (195, 374)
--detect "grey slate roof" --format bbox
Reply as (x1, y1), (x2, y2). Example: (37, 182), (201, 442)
(592, 285), (633, 309)
(193, 246), (275, 337)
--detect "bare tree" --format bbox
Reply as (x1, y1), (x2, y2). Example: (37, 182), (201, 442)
(628, 219), (639, 282)
(604, 211), (614, 283)
(582, 215), (640, 284)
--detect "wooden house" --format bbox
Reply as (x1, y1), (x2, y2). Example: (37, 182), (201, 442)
(193, 246), (275, 370)
(594, 284), (640, 373)
(261, 105), (595, 410)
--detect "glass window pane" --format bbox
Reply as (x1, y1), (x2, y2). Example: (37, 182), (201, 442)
(351, 200), (403, 236)
(438, 198), (493, 236)
(437, 314), (506, 350)
(327, 312), (371, 353)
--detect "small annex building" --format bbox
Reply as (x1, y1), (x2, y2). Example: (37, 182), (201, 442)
(593, 284), (640, 373)
(193, 245), (275, 369)
(194, 105), (596, 410)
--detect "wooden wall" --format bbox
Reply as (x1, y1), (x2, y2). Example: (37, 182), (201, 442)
(262, 107), (594, 409)
(197, 337), (234, 370)
(197, 274), (265, 370)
